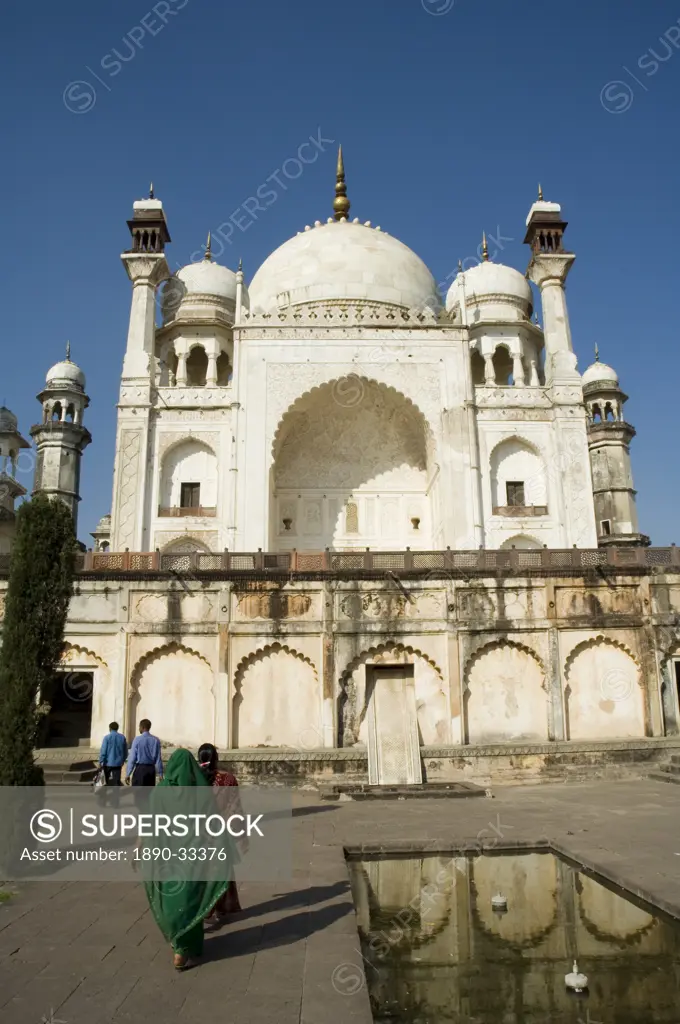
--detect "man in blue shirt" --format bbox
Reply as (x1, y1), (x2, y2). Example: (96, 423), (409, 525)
(99, 722), (128, 786)
(126, 718), (164, 786)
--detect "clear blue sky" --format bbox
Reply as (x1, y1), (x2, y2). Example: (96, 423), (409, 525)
(2, 0), (678, 545)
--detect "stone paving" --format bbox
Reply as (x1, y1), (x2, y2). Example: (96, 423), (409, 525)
(1, 778), (679, 1023)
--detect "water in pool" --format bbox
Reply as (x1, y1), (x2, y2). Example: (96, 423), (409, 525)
(347, 851), (680, 1023)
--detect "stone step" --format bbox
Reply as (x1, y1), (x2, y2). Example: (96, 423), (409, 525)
(671, 754), (680, 765)
(319, 781), (487, 801)
(42, 761), (97, 784)
(649, 771), (680, 785)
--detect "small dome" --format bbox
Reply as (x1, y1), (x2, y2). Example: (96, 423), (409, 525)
(446, 260), (532, 318)
(0, 406), (18, 432)
(46, 358), (86, 390)
(161, 259), (238, 322)
(582, 359), (619, 386)
(248, 220), (440, 313)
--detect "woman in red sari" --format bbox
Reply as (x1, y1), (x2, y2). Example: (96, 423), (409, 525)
(197, 743), (244, 919)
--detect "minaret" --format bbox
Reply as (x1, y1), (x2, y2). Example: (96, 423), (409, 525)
(524, 186), (578, 381)
(582, 349), (648, 546)
(111, 187), (171, 552)
(121, 185), (171, 378)
(31, 345), (92, 531)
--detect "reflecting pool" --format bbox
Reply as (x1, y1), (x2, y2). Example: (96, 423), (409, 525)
(347, 851), (680, 1023)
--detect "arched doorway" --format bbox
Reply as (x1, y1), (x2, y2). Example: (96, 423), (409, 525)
(270, 378), (437, 550)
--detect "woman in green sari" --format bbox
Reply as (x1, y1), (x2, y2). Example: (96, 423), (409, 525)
(142, 748), (234, 970)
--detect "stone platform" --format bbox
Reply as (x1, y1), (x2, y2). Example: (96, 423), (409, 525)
(2, 778), (680, 1023)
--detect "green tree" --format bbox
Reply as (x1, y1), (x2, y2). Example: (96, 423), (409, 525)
(0, 493), (76, 785)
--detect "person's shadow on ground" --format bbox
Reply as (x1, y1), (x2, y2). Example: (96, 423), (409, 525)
(203, 899), (352, 961)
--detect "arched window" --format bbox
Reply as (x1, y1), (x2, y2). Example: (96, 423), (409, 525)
(490, 438), (547, 512)
(216, 352), (232, 386)
(500, 535), (542, 550)
(471, 350), (485, 386)
(159, 440), (218, 515)
(591, 403), (602, 423)
(65, 404), (75, 423)
(492, 345), (513, 386)
(186, 346), (208, 386)
(52, 402), (62, 422)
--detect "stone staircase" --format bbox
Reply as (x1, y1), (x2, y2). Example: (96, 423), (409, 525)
(35, 749), (99, 786)
(650, 754), (680, 785)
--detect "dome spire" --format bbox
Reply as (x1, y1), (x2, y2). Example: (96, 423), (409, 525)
(149, 182), (154, 199)
(66, 340), (71, 361)
(333, 145), (351, 221)
(595, 342), (600, 362)
(204, 231), (212, 261)
(481, 231), (489, 261)
(538, 183), (543, 201)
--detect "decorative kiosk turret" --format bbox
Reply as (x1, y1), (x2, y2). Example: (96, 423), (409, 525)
(583, 348), (648, 546)
(31, 345), (92, 531)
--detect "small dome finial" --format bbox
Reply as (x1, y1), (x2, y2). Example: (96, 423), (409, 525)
(66, 340), (71, 361)
(237, 257), (243, 272)
(595, 343), (600, 362)
(333, 145), (351, 221)
(481, 231), (489, 261)
(457, 259), (463, 273)
(149, 182), (154, 199)
(204, 231), (212, 261)
(538, 183), (543, 201)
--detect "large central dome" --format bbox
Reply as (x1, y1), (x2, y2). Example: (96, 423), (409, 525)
(248, 219), (440, 313)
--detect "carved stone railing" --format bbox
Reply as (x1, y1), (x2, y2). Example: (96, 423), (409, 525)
(492, 505), (548, 517)
(0, 546), (672, 579)
(157, 506), (217, 518)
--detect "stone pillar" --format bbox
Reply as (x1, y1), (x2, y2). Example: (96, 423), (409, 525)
(512, 352), (525, 386)
(176, 351), (188, 386)
(546, 581), (566, 738)
(206, 352), (218, 386)
(321, 581), (336, 747)
(484, 353), (495, 385)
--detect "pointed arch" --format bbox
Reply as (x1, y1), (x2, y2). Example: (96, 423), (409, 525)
(463, 638), (546, 682)
(232, 643), (320, 748)
(129, 641), (212, 690)
(271, 375), (437, 462)
(339, 641), (444, 690)
(60, 642), (107, 668)
(564, 634), (640, 680)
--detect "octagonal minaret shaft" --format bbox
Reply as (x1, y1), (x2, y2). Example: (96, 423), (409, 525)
(31, 345), (92, 532)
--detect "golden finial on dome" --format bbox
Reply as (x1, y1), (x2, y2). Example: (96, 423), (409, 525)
(333, 145), (351, 221)
(481, 232), (489, 261)
(204, 231), (212, 261)
(538, 184), (543, 201)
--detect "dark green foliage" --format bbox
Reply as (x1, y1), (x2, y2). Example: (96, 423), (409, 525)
(0, 494), (76, 785)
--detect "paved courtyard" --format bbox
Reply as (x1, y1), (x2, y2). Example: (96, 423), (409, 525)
(1, 778), (679, 1024)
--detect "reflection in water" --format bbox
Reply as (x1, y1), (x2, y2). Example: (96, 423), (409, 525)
(348, 852), (680, 1023)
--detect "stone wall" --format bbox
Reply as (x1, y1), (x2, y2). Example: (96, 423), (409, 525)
(2, 567), (679, 779)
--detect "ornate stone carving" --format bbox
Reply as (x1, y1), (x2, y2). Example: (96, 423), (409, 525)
(116, 429), (142, 550)
(235, 592), (314, 620)
(154, 530), (218, 551)
(266, 363), (442, 448)
(476, 388), (551, 408)
(153, 387), (232, 408)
